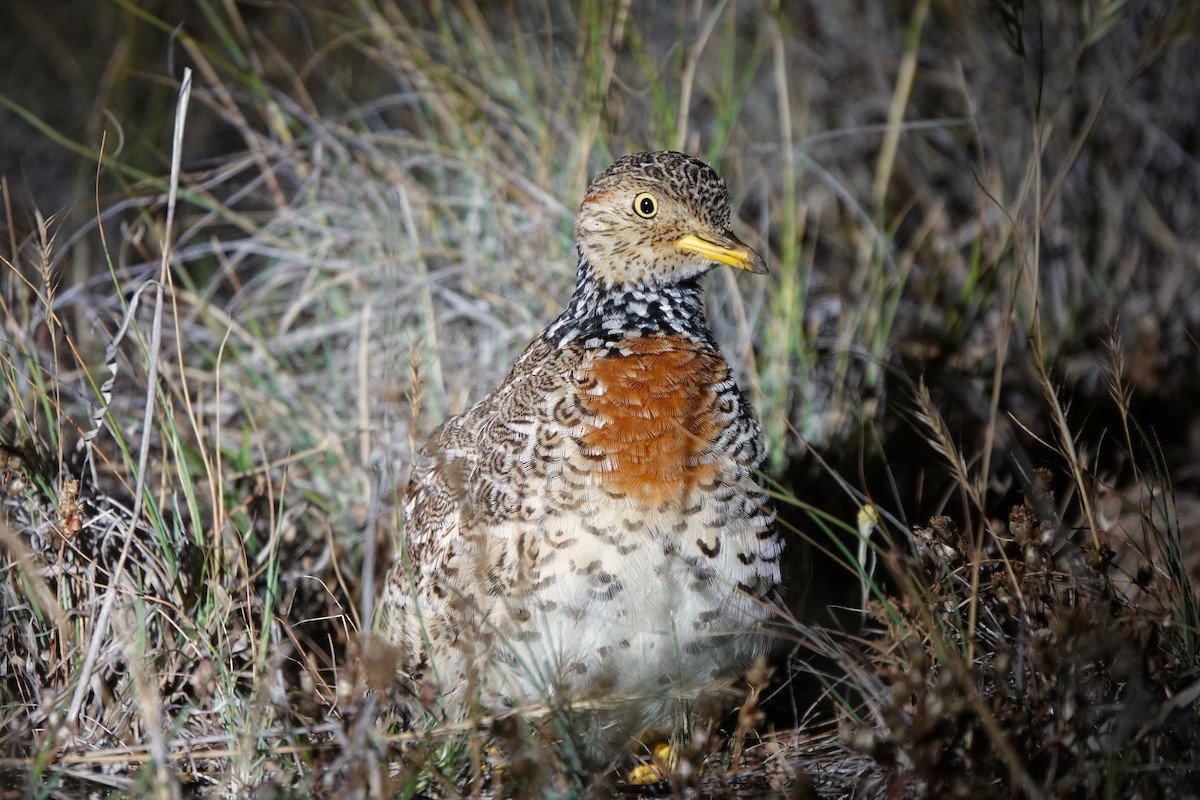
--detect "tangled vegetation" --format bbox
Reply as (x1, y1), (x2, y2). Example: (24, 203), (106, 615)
(2, 2), (1198, 797)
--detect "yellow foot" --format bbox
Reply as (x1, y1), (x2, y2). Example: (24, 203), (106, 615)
(479, 743), (503, 777)
(625, 741), (677, 785)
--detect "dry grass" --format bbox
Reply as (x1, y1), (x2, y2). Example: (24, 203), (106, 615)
(1, 1), (1198, 797)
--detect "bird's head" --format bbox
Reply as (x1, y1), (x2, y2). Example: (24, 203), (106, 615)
(573, 151), (767, 290)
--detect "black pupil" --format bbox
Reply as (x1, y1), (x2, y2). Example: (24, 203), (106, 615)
(639, 196), (655, 215)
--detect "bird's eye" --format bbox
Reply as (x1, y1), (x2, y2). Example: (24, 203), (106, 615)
(633, 192), (658, 219)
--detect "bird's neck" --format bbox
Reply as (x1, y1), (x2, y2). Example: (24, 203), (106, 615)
(545, 252), (710, 349)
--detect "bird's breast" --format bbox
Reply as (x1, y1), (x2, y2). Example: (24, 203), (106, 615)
(574, 334), (734, 508)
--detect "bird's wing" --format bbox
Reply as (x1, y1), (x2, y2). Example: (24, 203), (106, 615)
(380, 338), (583, 668)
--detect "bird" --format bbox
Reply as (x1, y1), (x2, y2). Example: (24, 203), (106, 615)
(378, 150), (783, 768)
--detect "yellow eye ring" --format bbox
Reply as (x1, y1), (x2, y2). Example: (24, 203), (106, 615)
(633, 192), (658, 218)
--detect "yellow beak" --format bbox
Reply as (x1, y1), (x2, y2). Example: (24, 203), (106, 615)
(674, 232), (768, 274)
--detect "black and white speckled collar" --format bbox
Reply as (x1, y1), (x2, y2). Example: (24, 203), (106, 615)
(545, 250), (711, 353)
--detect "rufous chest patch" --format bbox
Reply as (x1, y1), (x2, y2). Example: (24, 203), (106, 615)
(578, 335), (726, 507)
